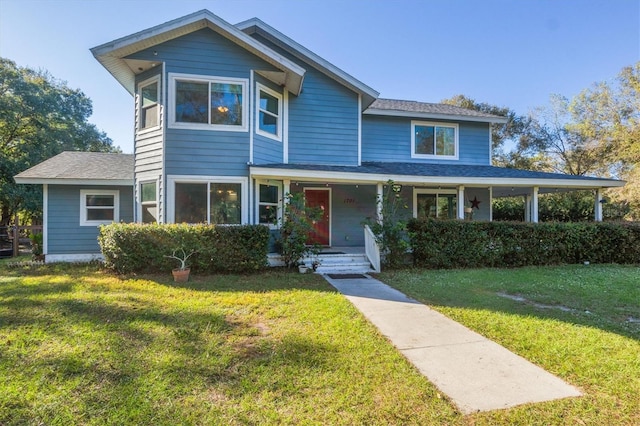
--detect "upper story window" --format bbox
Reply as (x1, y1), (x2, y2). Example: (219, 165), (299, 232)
(138, 76), (160, 132)
(411, 121), (459, 160)
(256, 83), (282, 141)
(80, 189), (119, 226)
(168, 73), (248, 132)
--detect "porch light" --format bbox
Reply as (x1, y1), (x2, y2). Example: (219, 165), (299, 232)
(392, 184), (402, 193)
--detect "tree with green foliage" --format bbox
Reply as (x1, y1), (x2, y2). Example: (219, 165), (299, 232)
(0, 58), (118, 225)
(441, 94), (533, 166)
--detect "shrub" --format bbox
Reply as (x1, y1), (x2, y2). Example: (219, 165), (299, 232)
(98, 223), (269, 274)
(277, 192), (322, 268)
(408, 219), (640, 269)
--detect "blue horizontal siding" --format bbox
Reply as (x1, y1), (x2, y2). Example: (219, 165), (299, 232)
(288, 68), (359, 165)
(248, 33), (360, 166)
(362, 116), (491, 165)
(47, 185), (133, 255)
(164, 129), (249, 176)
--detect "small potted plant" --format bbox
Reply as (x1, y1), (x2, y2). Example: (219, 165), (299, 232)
(30, 232), (44, 262)
(165, 248), (196, 282)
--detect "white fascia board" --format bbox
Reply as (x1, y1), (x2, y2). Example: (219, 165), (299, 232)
(249, 167), (625, 188)
(364, 108), (509, 124)
(14, 178), (134, 186)
(91, 10), (306, 95)
(236, 18), (379, 108)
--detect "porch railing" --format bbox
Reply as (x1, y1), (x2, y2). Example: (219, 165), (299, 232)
(364, 224), (381, 273)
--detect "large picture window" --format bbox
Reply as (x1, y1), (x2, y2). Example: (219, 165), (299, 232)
(256, 83), (282, 141)
(411, 121), (458, 159)
(80, 190), (119, 226)
(138, 76), (160, 131)
(174, 180), (243, 225)
(169, 73), (247, 131)
(413, 189), (457, 219)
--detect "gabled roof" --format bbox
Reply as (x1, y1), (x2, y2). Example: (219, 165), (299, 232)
(365, 99), (509, 124)
(236, 18), (380, 109)
(91, 10), (306, 96)
(14, 152), (134, 186)
(250, 162), (623, 191)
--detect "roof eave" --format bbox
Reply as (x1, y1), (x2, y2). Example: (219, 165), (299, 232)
(236, 18), (380, 109)
(249, 166), (625, 188)
(91, 10), (306, 96)
(363, 108), (509, 124)
(14, 177), (134, 186)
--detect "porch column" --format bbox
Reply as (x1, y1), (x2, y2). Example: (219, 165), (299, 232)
(283, 179), (291, 203)
(524, 195), (531, 222)
(595, 188), (603, 222)
(489, 187), (493, 221)
(532, 186), (539, 223)
(376, 182), (383, 223)
(457, 185), (465, 220)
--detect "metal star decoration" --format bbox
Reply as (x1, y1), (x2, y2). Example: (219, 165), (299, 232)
(470, 196), (481, 209)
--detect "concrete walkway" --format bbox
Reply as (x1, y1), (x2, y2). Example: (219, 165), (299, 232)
(323, 274), (582, 414)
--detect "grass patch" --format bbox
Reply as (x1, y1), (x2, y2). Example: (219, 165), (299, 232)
(379, 264), (640, 425)
(1, 263), (457, 425)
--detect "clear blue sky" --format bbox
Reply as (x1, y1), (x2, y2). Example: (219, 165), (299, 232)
(1, 0), (638, 154)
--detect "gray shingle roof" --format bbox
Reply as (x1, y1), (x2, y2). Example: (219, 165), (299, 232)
(366, 98), (508, 123)
(15, 151), (134, 183)
(252, 162), (622, 185)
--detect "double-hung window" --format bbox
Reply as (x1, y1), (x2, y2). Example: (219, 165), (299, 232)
(80, 190), (119, 226)
(169, 73), (248, 131)
(411, 121), (458, 159)
(138, 76), (160, 132)
(140, 181), (158, 223)
(256, 83), (282, 141)
(257, 182), (281, 227)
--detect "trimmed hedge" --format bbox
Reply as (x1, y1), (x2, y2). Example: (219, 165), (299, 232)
(98, 223), (270, 274)
(408, 219), (640, 269)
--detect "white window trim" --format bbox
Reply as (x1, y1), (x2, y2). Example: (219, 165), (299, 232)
(166, 175), (249, 224)
(255, 83), (283, 142)
(412, 188), (458, 219)
(80, 189), (119, 226)
(138, 180), (159, 223)
(256, 180), (282, 229)
(137, 75), (161, 135)
(168, 72), (248, 132)
(411, 120), (459, 160)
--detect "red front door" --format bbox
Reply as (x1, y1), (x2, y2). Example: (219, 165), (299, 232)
(305, 189), (330, 246)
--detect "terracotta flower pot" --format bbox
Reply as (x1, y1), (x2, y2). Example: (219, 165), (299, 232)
(172, 268), (190, 283)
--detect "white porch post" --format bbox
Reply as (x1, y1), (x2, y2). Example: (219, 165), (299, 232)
(532, 186), (539, 223)
(524, 194), (531, 222)
(376, 182), (383, 223)
(489, 187), (493, 221)
(595, 188), (603, 222)
(283, 179), (291, 199)
(457, 185), (465, 220)
(248, 178), (254, 224)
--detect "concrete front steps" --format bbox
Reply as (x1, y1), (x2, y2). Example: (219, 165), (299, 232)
(302, 252), (374, 274)
(268, 249), (375, 274)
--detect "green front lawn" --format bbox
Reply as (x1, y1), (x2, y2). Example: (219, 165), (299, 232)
(380, 264), (640, 425)
(1, 262), (638, 424)
(0, 263), (456, 425)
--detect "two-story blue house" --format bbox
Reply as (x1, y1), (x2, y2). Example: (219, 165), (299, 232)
(15, 10), (623, 267)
